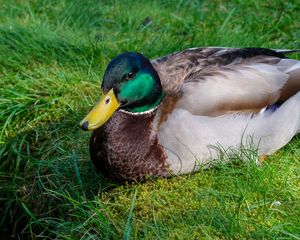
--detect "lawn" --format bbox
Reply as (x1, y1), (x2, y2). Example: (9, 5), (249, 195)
(0, 0), (300, 239)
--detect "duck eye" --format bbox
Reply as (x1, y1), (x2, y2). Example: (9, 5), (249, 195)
(125, 72), (135, 80)
(104, 96), (110, 104)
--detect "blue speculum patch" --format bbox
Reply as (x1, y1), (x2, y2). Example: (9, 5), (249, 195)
(266, 103), (281, 112)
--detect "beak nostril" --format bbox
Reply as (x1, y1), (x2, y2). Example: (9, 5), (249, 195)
(81, 121), (89, 131)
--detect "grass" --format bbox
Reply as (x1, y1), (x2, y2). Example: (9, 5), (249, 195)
(0, 0), (300, 239)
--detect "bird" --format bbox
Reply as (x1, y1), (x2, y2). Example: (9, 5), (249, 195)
(80, 47), (300, 182)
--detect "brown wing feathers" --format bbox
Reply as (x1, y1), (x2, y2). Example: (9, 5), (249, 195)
(152, 48), (300, 118)
(279, 68), (300, 102)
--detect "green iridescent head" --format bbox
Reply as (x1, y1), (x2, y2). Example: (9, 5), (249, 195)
(80, 52), (164, 130)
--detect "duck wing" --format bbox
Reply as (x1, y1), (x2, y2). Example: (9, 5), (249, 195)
(152, 47), (300, 117)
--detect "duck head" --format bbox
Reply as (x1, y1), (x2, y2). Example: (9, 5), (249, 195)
(80, 52), (164, 131)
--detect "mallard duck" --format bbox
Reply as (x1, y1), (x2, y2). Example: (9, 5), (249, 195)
(80, 47), (300, 182)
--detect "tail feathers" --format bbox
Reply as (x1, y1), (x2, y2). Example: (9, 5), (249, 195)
(274, 49), (300, 55)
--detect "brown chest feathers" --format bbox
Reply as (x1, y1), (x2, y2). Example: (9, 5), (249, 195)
(89, 110), (169, 182)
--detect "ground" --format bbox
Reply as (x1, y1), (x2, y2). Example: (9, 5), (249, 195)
(0, 0), (300, 239)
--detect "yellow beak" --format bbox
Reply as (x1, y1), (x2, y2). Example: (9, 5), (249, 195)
(80, 89), (120, 131)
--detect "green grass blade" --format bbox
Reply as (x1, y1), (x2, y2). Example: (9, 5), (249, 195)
(123, 189), (138, 240)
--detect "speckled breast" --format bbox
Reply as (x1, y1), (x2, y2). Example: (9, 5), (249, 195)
(89, 110), (169, 182)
